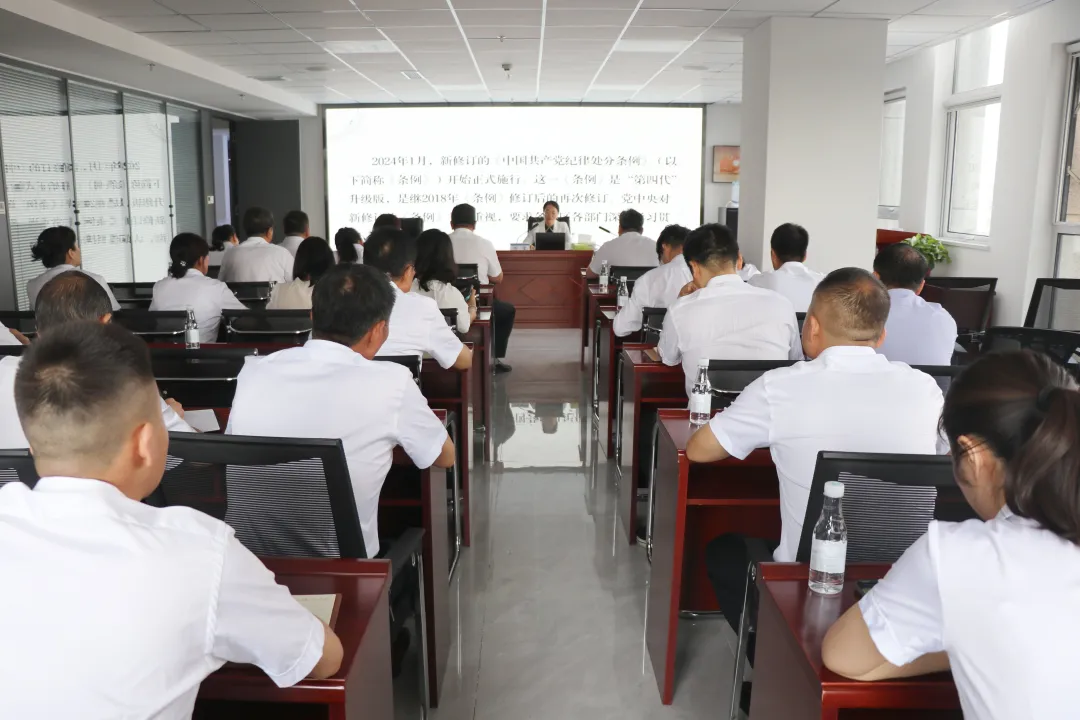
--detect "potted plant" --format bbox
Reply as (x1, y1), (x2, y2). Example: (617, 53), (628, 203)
(904, 234), (951, 273)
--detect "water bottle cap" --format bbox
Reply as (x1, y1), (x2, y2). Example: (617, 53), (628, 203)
(697, 358), (710, 367)
(824, 481), (845, 499)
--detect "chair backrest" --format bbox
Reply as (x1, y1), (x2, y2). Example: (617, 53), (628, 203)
(109, 282), (156, 300)
(225, 281), (272, 304)
(707, 360), (796, 411)
(0, 346), (23, 358)
(610, 265), (652, 282)
(0, 449), (38, 490)
(911, 363), (963, 394)
(373, 355), (422, 382)
(222, 309), (311, 346)
(158, 433), (366, 559)
(112, 310), (187, 340)
(796, 312), (806, 333)
(151, 346), (260, 408)
(400, 217), (424, 239)
(642, 307), (667, 345)
(922, 277), (996, 334)
(1024, 278), (1080, 330)
(457, 263), (480, 281)
(981, 327), (1080, 369)
(526, 216), (572, 231)
(0, 311), (36, 337)
(440, 308), (458, 330)
(796, 452), (976, 563)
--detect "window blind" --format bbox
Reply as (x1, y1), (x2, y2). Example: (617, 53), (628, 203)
(124, 94), (173, 282)
(168, 104), (203, 236)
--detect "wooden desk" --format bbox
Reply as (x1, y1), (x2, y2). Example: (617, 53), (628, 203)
(593, 307), (640, 458)
(752, 563), (961, 720)
(476, 285), (494, 308)
(462, 309), (493, 461)
(495, 249), (592, 328)
(195, 558), (393, 720)
(581, 283), (615, 369)
(647, 409), (781, 705)
(420, 358), (472, 551)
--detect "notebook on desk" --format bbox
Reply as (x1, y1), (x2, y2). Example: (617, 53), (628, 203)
(644, 348), (662, 363)
(294, 594), (342, 628)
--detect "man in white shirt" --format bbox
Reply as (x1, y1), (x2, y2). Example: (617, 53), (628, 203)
(227, 263), (456, 556)
(219, 206), (294, 284)
(658, 224), (803, 395)
(0, 321), (343, 718)
(749, 223), (825, 312)
(587, 208), (658, 275)
(686, 267), (944, 648)
(613, 224), (691, 337)
(449, 203), (515, 372)
(526, 200), (572, 248)
(364, 227), (472, 371)
(0, 271), (195, 450)
(873, 242), (958, 366)
(280, 209), (310, 256)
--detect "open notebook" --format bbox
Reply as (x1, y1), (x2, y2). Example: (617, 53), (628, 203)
(293, 594), (341, 627)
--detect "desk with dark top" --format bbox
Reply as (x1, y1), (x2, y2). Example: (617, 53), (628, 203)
(647, 409), (781, 705)
(752, 563), (961, 720)
(582, 282), (616, 369)
(420, 357), (472, 549)
(495, 249), (592, 328)
(462, 309), (493, 461)
(194, 558), (393, 720)
(593, 307), (641, 459)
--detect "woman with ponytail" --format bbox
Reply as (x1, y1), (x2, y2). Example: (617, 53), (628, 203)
(334, 227), (363, 265)
(823, 350), (1080, 718)
(150, 233), (246, 343)
(26, 226), (120, 311)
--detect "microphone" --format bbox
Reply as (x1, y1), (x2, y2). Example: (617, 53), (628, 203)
(599, 226), (613, 234)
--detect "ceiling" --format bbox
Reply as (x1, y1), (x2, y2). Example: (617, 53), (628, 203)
(9, 0), (1060, 112)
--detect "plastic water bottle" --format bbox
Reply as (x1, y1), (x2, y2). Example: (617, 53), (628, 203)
(616, 276), (629, 310)
(184, 307), (200, 350)
(599, 261), (610, 289)
(809, 481), (848, 595)
(688, 359), (711, 426)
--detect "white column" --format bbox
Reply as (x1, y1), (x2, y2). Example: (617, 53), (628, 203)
(739, 17), (888, 273)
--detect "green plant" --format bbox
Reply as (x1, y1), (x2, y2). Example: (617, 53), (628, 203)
(904, 234), (951, 270)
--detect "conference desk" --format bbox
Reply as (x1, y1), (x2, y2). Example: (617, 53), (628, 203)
(593, 307), (641, 459)
(420, 357), (472, 550)
(581, 281), (616, 369)
(647, 409), (781, 705)
(194, 558), (393, 720)
(495, 249), (592, 328)
(463, 309), (493, 461)
(752, 563), (961, 720)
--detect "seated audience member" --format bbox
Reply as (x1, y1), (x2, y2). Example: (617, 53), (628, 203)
(335, 227), (364, 265)
(873, 242), (957, 366)
(613, 224), (691, 337)
(208, 223), (238, 268)
(26, 226), (119, 311)
(364, 228), (472, 371)
(0, 271), (195, 449)
(267, 237), (335, 311)
(150, 232), (247, 343)
(588, 209), (658, 274)
(658, 224), (802, 395)
(823, 351), (1080, 719)
(280, 210), (310, 256)
(372, 214), (401, 233)
(218, 206), (293, 284)
(738, 259), (761, 282)
(749, 223), (824, 312)
(687, 268), (944, 649)
(0, 321), (343, 717)
(227, 264), (455, 556)
(413, 229), (476, 334)
(449, 203), (515, 372)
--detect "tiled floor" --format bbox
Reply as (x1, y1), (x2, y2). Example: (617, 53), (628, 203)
(399, 329), (738, 720)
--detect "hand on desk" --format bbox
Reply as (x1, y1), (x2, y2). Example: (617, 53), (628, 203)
(165, 397), (185, 419)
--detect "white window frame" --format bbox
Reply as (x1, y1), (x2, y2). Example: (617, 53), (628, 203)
(940, 85), (1003, 247)
(878, 89), (906, 226)
(1054, 43), (1080, 238)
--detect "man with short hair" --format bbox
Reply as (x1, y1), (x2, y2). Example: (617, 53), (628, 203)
(372, 214), (401, 232)
(873, 243), (957, 366)
(219, 206), (294, 283)
(749, 223), (825, 312)
(587, 209), (658, 274)
(658, 224), (802, 395)
(227, 264), (455, 556)
(0, 321), (343, 717)
(613, 224), (692, 337)
(364, 227), (472, 371)
(280, 210), (310, 256)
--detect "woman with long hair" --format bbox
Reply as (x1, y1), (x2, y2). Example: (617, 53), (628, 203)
(208, 223), (238, 269)
(150, 232), (246, 343)
(267, 237), (335, 310)
(412, 229), (475, 333)
(335, 227), (363, 265)
(26, 226), (119, 310)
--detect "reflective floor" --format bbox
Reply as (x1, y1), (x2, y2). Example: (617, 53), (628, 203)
(399, 329), (739, 720)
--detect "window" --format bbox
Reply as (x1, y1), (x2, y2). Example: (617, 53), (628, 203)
(878, 95), (906, 230)
(954, 21), (1009, 94)
(944, 101), (1001, 238)
(1058, 51), (1080, 226)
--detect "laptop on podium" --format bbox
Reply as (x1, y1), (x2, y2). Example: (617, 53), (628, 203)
(535, 232), (567, 251)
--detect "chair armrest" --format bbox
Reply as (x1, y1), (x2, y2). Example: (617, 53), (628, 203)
(380, 527), (426, 580)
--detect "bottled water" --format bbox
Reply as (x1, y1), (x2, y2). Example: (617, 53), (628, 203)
(809, 481), (848, 595)
(599, 261), (610, 289)
(184, 307), (200, 350)
(688, 359), (711, 426)
(616, 276), (629, 310)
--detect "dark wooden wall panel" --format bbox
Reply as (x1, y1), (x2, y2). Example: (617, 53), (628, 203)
(495, 250), (592, 328)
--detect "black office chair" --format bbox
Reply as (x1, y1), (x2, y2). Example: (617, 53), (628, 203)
(0, 311), (36, 339)
(610, 265), (652, 283)
(0, 449), (38, 490)
(796, 312), (806, 334)
(641, 307), (666, 346)
(373, 355), (422, 384)
(109, 282), (155, 309)
(112, 310), (187, 341)
(922, 276), (996, 338)
(151, 346), (261, 409)
(441, 308), (459, 332)
(225, 281), (272, 309)
(0, 346), (23, 358)
(457, 264), (480, 282)
(979, 327), (1080, 372)
(527, 216), (571, 232)
(1024, 278), (1080, 331)
(222, 309), (311, 346)
(400, 217), (424, 239)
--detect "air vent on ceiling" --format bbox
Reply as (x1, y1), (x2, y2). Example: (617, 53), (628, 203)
(252, 75), (288, 83)
(402, 70), (424, 80)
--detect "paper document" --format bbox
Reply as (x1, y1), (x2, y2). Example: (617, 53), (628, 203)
(644, 348), (662, 363)
(184, 409), (220, 433)
(294, 594), (338, 626)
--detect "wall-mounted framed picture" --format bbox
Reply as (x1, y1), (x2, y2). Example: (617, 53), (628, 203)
(712, 145), (741, 183)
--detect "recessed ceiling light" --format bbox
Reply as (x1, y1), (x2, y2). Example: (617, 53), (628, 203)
(321, 40), (397, 54)
(252, 75), (288, 82)
(682, 64), (708, 72)
(305, 66), (333, 73)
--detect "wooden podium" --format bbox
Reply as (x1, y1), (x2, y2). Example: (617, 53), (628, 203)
(495, 250), (592, 328)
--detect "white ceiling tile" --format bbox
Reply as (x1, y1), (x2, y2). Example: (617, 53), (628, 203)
(107, 14), (205, 32)
(217, 29), (309, 42)
(56, 0), (178, 16)
(464, 27), (540, 39)
(191, 43), (260, 56)
(915, 0), (1028, 16)
(547, 0), (638, 6)
(732, 0), (834, 10)
(823, 0), (933, 13)
(300, 28), (388, 42)
(614, 39), (690, 53)
(365, 9), (456, 27)
(887, 30), (953, 45)
(887, 43), (917, 54)
(156, 0), (262, 13)
(546, 8), (634, 26)
(187, 13), (289, 30)
(216, 53), (306, 65)
(623, 26), (706, 41)
(816, 11), (902, 20)
(393, 40), (468, 53)
(272, 12), (372, 30)
(138, 30), (233, 45)
(455, 8), (541, 26)
(249, 41), (327, 54)
(712, 10), (810, 28)
(540, 26), (623, 40)
(256, 0), (356, 10)
(889, 14), (982, 33)
(471, 37), (539, 53)
(641, 0), (737, 8)
(381, 26), (462, 41)
(633, 9), (723, 26)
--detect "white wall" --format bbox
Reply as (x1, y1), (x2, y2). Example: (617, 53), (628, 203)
(703, 102), (742, 225)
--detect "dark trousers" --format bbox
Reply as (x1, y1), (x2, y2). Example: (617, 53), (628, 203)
(492, 298), (516, 359)
(705, 533), (779, 664)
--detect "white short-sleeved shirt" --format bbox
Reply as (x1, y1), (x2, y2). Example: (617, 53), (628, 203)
(748, 262), (825, 313)
(150, 269), (248, 344)
(378, 283), (465, 369)
(226, 340), (449, 555)
(588, 231), (658, 274)
(613, 254), (692, 337)
(267, 278), (314, 311)
(658, 274), (803, 395)
(0, 476), (324, 719)
(218, 237), (294, 284)
(412, 278), (472, 333)
(706, 346), (944, 562)
(878, 288), (958, 367)
(0, 324), (20, 346)
(281, 235), (306, 256)
(26, 265), (120, 312)
(526, 220), (572, 247)
(449, 228), (502, 284)
(737, 263), (761, 282)
(861, 507), (1080, 720)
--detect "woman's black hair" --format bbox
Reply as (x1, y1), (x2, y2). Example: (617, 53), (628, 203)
(942, 350), (1080, 544)
(211, 224), (236, 252)
(335, 227), (361, 264)
(544, 200), (559, 212)
(168, 232), (210, 279)
(293, 236), (335, 283)
(31, 226), (77, 268)
(414, 229), (458, 292)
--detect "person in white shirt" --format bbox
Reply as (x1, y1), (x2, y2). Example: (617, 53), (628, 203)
(280, 209), (310, 256)
(227, 263), (456, 556)
(365, 228), (472, 371)
(25, 225), (120, 311)
(0, 321), (343, 718)
(526, 200), (572, 248)
(873, 242), (958, 366)
(658, 224), (803, 395)
(267, 236), (335, 311)
(1, 271), (196, 449)
(587, 208), (658, 275)
(824, 350), (1080, 720)
(450, 203), (515, 372)
(613, 224), (691, 337)
(748, 223), (825, 312)
(208, 223), (238, 269)
(0, 323), (25, 346)
(150, 232), (248, 344)
(334, 226), (365, 265)
(413, 229), (476, 334)
(686, 268), (944, 648)
(218, 206), (293, 284)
